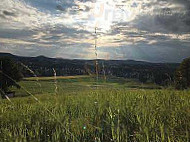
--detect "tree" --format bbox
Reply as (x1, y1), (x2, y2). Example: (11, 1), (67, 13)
(152, 71), (171, 85)
(0, 57), (23, 98)
(175, 57), (190, 90)
(139, 72), (148, 83)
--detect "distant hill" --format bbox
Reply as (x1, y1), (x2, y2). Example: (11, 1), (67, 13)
(0, 52), (179, 65)
(0, 52), (180, 85)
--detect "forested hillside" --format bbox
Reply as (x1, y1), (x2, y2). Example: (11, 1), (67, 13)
(0, 53), (179, 85)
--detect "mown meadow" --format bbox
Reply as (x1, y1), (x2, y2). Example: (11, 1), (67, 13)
(0, 76), (190, 142)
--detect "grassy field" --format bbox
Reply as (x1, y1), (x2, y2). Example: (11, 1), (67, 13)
(0, 76), (190, 142)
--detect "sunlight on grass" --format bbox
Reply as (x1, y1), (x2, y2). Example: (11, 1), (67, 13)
(0, 76), (189, 141)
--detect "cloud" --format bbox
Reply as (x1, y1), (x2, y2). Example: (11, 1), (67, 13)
(0, 0), (190, 62)
(2, 10), (17, 17)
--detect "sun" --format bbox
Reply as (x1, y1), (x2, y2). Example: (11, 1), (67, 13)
(90, 0), (139, 32)
(73, 0), (140, 33)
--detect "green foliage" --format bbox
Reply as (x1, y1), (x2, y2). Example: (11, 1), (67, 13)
(0, 57), (23, 98)
(0, 89), (190, 141)
(0, 77), (190, 141)
(175, 57), (190, 89)
(139, 73), (148, 83)
(0, 53), (179, 86)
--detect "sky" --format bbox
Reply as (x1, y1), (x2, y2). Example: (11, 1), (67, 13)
(0, 0), (190, 62)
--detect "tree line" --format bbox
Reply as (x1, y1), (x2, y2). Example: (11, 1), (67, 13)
(0, 56), (190, 98)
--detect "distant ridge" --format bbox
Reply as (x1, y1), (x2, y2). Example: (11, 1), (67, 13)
(0, 52), (179, 64)
(0, 52), (180, 79)
(0, 52), (15, 57)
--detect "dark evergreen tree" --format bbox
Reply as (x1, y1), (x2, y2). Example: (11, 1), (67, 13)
(0, 57), (23, 98)
(175, 57), (190, 89)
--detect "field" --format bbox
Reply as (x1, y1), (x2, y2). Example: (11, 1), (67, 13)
(0, 76), (190, 142)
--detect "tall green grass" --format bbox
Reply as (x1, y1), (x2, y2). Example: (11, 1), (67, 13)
(0, 88), (190, 142)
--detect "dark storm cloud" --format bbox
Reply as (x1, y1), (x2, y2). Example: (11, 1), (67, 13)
(127, 0), (190, 34)
(0, 10), (17, 19)
(2, 10), (16, 16)
(56, 5), (66, 11)
(132, 13), (190, 33)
